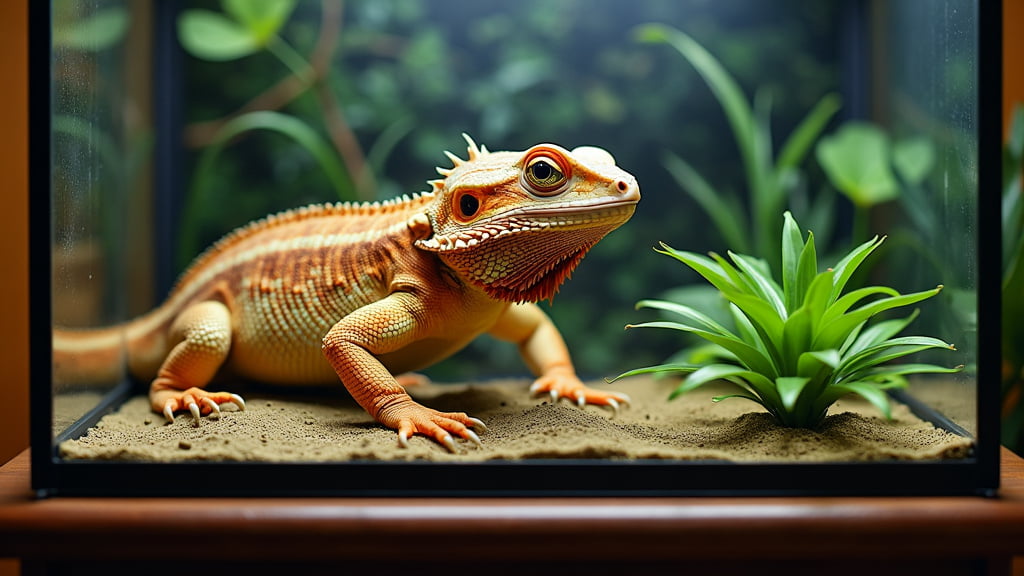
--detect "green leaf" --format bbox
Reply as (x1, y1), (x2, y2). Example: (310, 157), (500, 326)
(658, 248), (785, 347)
(829, 235), (885, 303)
(815, 381), (893, 419)
(223, 0), (297, 43)
(666, 343), (738, 365)
(797, 349), (841, 379)
(54, 7), (129, 51)
(816, 122), (899, 208)
(636, 299), (734, 338)
(892, 137), (936, 187)
(729, 303), (768, 350)
(821, 285), (901, 327)
(814, 286), (943, 350)
(709, 252), (754, 295)
(728, 252), (787, 318)
(712, 393), (761, 404)
(803, 193), (836, 251)
(777, 377), (810, 412)
(635, 25), (757, 197)
(776, 93), (842, 171)
(610, 363), (698, 383)
(839, 336), (956, 378)
(802, 268), (836, 333)
(843, 310), (920, 357)
(657, 285), (733, 328)
(781, 308), (812, 374)
(671, 364), (780, 408)
(781, 212), (804, 311)
(626, 321), (776, 377)
(178, 10), (259, 61)
(796, 230), (819, 303)
(656, 245), (736, 294)
(751, 88), (777, 214)
(180, 111), (354, 267)
(851, 363), (963, 380)
(726, 293), (785, 352)
(663, 152), (750, 253)
(366, 115), (417, 178)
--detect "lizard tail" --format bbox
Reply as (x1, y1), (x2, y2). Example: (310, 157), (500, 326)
(52, 310), (173, 388)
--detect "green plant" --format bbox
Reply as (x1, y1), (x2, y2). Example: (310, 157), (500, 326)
(816, 122), (937, 245)
(176, 0), (364, 270)
(635, 23), (840, 271)
(614, 212), (961, 429)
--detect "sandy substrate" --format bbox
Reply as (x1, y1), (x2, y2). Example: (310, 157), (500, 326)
(58, 376), (973, 462)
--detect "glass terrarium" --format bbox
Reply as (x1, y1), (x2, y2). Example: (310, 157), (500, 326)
(32, 0), (1001, 496)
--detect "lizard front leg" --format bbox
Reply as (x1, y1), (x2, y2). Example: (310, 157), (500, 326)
(321, 293), (484, 452)
(149, 300), (245, 424)
(489, 302), (630, 414)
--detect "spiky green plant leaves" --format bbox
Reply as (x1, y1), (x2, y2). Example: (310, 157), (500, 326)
(615, 212), (961, 429)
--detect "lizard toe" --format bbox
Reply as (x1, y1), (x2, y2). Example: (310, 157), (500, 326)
(154, 387), (246, 424)
(385, 402), (486, 451)
(531, 377), (629, 416)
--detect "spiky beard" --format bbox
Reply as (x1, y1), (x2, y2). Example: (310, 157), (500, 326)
(474, 244), (593, 304)
(416, 203), (636, 304)
(431, 226), (613, 304)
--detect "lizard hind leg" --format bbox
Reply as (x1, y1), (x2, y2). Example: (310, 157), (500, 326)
(149, 301), (245, 425)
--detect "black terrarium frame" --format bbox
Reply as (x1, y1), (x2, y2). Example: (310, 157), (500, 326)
(30, 1), (1002, 497)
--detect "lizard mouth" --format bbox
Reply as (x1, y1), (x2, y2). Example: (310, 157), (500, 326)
(417, 199), (637, 303)
(502, 197), (640, 220)
(416, 200), (637, 253)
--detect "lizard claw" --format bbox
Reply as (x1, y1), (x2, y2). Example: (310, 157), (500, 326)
(202, 397), (222, 419)
(530, 381), (563, 404)
(229, 393), (246, 412)
(384, 400), (486, 452)
(154, 387), (246, 424)
(576, 391), (621, 416)
(440, 434), (456, 453)
(530, 376), (630, 416)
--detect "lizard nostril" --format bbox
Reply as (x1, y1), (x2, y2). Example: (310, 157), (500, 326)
(616, 180), (629, 193)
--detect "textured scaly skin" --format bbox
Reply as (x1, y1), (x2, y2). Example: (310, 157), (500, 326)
(53, 135), (641, 451)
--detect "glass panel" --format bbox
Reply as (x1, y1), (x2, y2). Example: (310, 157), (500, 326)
(51, 0), (153, 434)
(874, 0), (978, 436)
(48, 0), (983, 469)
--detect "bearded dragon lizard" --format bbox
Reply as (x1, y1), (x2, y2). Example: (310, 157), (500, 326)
(54, 135), (640, 451)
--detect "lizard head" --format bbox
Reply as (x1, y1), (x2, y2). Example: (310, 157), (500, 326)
(416, 134), (640, 303)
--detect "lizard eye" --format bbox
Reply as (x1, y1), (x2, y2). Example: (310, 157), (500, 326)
(455, 190), (481, 220)
(522, 149), (571, 196)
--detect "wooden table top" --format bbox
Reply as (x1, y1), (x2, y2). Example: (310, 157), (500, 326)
(1, 449), (1024, 563)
